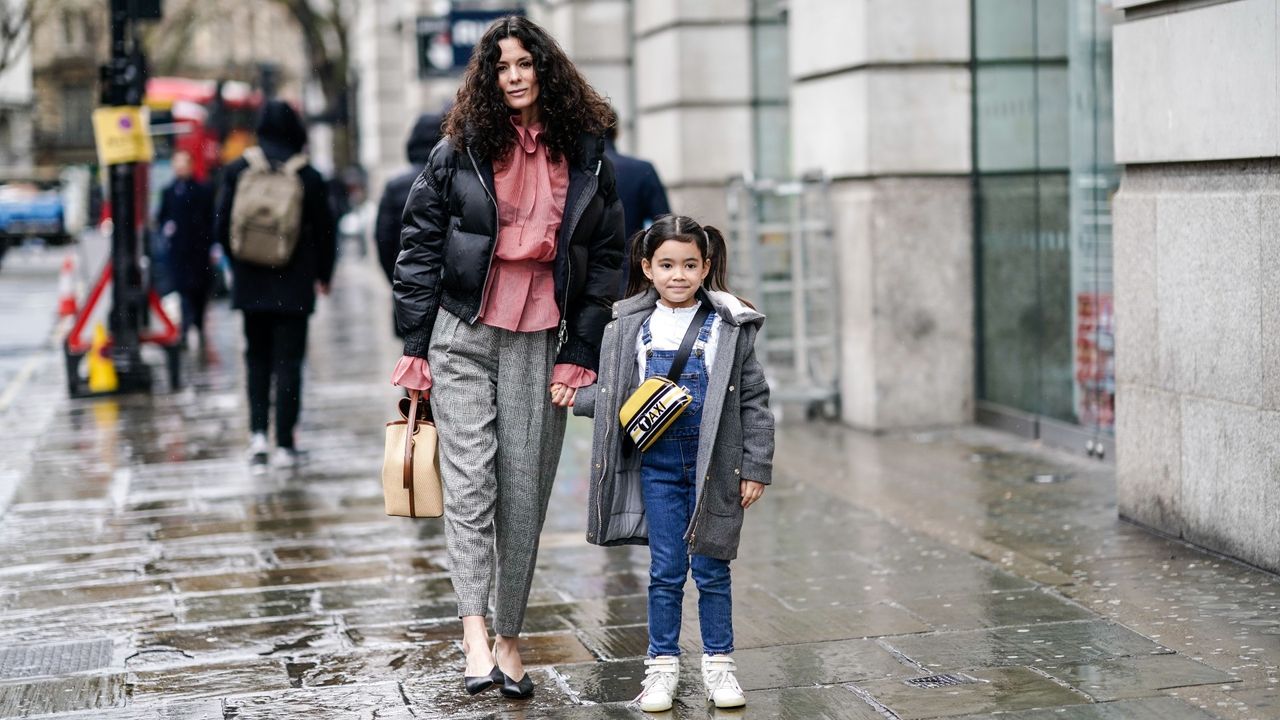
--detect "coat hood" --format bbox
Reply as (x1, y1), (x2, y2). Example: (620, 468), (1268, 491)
(614, 288), (765, 328)
(255, 100), (308, 155)
(406, 113), (444, 164)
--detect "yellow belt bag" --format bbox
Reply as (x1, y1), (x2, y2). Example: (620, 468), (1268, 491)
(620, 376), (693, 452)
(619, 297), (713, 452)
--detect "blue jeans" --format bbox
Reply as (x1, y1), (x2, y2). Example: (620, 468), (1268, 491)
(641, 431), (734, 657)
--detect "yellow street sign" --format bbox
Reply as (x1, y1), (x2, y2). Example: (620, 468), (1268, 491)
(92, 106), (154, 165)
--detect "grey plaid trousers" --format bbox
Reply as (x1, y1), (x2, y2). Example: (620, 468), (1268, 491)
(428, 310), (567, 636)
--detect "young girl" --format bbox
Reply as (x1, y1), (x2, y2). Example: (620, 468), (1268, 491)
(569, 214), (774, 712)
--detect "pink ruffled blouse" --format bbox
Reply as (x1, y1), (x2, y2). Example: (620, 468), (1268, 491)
(392, 118), (596, 392)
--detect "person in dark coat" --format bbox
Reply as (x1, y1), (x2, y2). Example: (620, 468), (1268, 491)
(604, 119), (670, 293)
(157, 150), (215, 346)
(213, 100), (336, 467)
(376, 113), (444, 286)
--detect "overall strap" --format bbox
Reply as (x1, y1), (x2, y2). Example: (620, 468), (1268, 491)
(665, 294), (714, 383)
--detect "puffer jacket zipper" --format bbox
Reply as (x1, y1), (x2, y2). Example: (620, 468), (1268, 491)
(467, 146), (500, 323)
(555, 159), (601, 353)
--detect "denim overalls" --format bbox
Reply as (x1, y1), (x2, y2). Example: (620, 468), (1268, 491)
(639, 307), (733, 657)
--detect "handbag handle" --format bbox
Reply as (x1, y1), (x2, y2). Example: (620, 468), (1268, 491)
(402, 389), (421, 517)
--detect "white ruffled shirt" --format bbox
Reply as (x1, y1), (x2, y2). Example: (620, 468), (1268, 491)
(636, 299), (722, 381)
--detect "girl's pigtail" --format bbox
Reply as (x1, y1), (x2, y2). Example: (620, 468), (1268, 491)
(702, 225), (731, 294)
(624, 228), (652, 298)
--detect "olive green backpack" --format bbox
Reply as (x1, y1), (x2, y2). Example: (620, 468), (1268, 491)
(229, 146), (307, 268)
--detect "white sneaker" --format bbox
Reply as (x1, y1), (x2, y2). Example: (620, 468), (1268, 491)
(248, 433), (269, 464)
(271, 447), (302, 469)
(701, 654), (745, 708)
(634, 655), (679, 713)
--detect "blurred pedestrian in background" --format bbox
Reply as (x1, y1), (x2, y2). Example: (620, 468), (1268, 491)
(156, 150), (216, 348)
(391, 16), (623, 700)
(603, 116), (670, 293)
(376, 112), (445, 288)
(214, 100), (336, 469)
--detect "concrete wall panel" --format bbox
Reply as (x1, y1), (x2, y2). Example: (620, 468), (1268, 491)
(1113, 0), (1280, 163)
(1264, 194), (1280, 411)
(1112, 193), (1159, 386)
(636, 107), (752, 187)
(870, 178), (974, 427)
(1116, 383), (1183, 532)
(1155, 194), (1262, 406)
(790, 0), (968, 78)
(868, 68), (971, 174)
(1180, 397), (1280, 572)
(634, 0), (749, 36)
(636, 26), (751, 109)
(788, 0), (867, 78)
(830, 181), (878, 428)
(791, 74), (869, 177)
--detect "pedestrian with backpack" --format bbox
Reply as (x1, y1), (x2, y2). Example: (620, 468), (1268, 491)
(214, 100), (336, 468)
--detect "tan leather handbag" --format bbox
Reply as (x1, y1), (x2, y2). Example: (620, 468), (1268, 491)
(382, 389), (443, 518)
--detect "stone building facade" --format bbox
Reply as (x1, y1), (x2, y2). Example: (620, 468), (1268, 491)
(1110, 0), (1280, 573)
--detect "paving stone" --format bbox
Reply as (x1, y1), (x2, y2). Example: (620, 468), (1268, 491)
(896, 590), (1095, 631)
(0, 638), (114, 681)
(730, 638), (918, 689)
(176, 588), (317, 624)
(0, 599), (176, 645)
(1038, 653), (1239, 701)
(533, 595), (649, 630)
(578, 624), (650, 661)
(883, 620), (1172, 670)
(318, 576), (455, 611)
(17, 698), (224, 719)
(950, 694), (1221, 719)
(721, 601), (930, 649)
(130, 618), (343, 667)
(221, 681), (420, 719)
(285, 644), (462, 686)
(128, 658), (293, 701)
(171, 559), (392, 593)
(763, 564), (1036, 610)
(857, 665), (1091, 718)
(0, 674), (125, 716)
(8, 580), (173, 612)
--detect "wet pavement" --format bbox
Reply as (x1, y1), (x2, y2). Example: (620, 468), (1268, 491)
(0, 255), (1276, 719)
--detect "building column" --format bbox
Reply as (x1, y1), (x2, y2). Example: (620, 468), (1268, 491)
(788, 0), (974, 430)
(630, 1), (754, 227)
(1112, 0), (1280, 572)
(530, 0), (632, 146)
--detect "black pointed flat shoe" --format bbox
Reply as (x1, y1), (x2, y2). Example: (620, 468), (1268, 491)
(464, 666), (503, 696)
(499, 671), (535, 699)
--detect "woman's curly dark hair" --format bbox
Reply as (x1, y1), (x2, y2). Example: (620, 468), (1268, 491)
(444, 16), (615, 164)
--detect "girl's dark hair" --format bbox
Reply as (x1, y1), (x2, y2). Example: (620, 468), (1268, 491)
(444, 16), (616, 164)
(625, 214), (732, 298)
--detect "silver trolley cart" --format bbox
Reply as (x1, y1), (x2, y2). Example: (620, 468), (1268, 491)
(726, 172), (840, 420)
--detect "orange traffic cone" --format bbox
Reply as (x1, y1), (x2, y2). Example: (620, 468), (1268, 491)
(57, 253), (77, 318)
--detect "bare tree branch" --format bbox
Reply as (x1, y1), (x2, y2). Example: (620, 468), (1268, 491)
(266, 0), (356, 165)
(0, 0), (33, 77)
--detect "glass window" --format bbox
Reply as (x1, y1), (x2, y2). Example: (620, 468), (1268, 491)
(974, 0), (1118, 434)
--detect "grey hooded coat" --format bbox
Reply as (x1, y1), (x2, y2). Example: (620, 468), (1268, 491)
(573, 288), (775, 561)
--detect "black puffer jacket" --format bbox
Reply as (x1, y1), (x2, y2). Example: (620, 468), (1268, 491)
(393, 133), (625, 371)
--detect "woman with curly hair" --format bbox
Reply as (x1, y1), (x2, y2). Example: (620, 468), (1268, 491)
(390, 16), (624, 699)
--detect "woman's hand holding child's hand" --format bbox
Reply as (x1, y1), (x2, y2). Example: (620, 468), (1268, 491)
(549, 382), (577, 408)
(740, 480), (765, 509)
